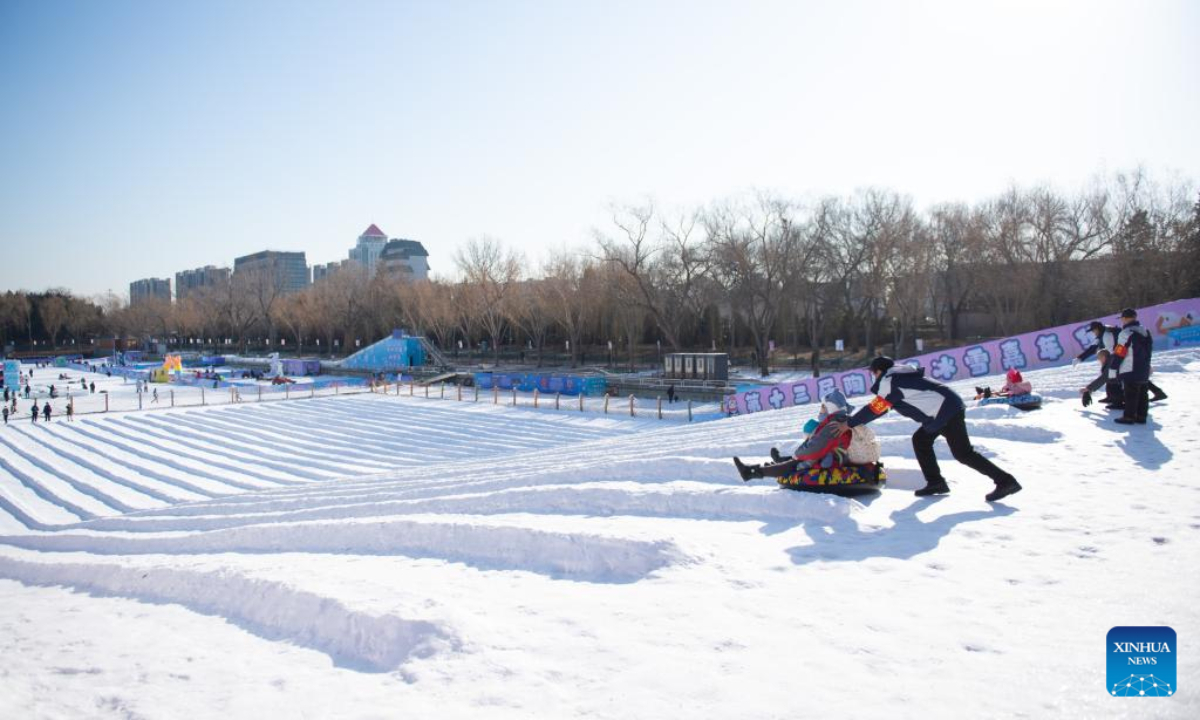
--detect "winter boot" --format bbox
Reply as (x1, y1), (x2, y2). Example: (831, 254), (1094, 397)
(986, 476), (1022, 502)
(914, 480), (950, 497)
(1150, 388), (1168, 402)
(770, 447), (785, 463)
(733, 457), (763, 482)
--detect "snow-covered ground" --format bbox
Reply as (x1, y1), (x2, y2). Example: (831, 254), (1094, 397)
(1, 351), (1196, 719)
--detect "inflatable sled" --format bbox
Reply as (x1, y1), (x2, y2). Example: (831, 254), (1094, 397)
(777, 463), (886, 496)
(978, 392), (1043, 411)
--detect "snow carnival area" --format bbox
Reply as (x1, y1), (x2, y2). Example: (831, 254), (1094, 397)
(1, 305), (1198, 719)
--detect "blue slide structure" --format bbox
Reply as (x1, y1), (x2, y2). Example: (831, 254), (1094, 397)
(339, 330), (428, 373)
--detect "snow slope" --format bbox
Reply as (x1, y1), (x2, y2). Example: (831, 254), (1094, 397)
(1, 352), (1197, 719)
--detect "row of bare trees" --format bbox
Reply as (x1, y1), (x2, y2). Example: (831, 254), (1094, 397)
(4, 171), (1197, 375)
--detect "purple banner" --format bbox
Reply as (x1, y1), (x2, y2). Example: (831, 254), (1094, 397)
(725, 297), (1200, 416)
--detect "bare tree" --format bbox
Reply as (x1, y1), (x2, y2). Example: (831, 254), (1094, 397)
(454, 237), (522, 364)
(11, 291), (33, 342)
(542, 252), (596, 367)
(37, 294), (69, 348)
(706, 193), (807, 377)
(219, 272), (261, 351)
(929, 203), (985, 340)
(271, 291), (312, 351)
(506, 277), (555, 366)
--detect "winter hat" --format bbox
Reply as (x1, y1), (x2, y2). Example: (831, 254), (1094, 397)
(869, 356), (895, 374)
(821, 389), (854, 415)
(1006, 368), (1023, 383)
(1119, 308), (1137, 320)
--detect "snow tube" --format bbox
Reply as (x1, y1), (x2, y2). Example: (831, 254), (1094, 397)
(777, 463), (886, 496)
(979, 393), (1043, 411)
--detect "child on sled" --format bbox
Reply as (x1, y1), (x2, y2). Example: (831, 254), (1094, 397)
(974, 368), (1033, 400)
(733, 389), (880, 482)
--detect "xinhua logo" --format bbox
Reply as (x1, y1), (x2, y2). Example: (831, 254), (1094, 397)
(1108, 626), (1176, 697)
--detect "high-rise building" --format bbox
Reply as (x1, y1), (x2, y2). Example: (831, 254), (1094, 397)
(130, 277), (172, 305)
(175, 265), (230, 300)
(378, 239), (430, 280)
(233, 251), (310, 294)
(312, 259), (355, 283)
(348, 224), (388, 274)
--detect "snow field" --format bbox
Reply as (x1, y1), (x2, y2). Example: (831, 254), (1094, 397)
(0, 351), (1197, 719)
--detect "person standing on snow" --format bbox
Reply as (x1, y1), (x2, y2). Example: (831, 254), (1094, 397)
(831, 356), (1022, 502)
(42, 402), (52, 422)
(1112, 308), (1154, 425)
(1074, 319), (1166, 408)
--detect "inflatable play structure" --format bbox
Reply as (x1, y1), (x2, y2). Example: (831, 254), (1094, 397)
(149, 355), (183, 383)
(340, 330), (427, 373)
(979, 393), (1043, 411)
(777, 463), (887, 496)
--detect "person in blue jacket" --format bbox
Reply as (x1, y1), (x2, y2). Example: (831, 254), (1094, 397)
(831, 356), (1022, 501)
(1112, 308), (1154, 425)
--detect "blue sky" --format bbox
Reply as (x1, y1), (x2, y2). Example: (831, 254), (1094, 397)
(1, 0), (1197, 298)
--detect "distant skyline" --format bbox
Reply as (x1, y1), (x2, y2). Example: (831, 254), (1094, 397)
(2, 0), (1197, 298)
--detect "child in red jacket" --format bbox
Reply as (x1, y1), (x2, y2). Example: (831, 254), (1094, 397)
(733, 390), (855, 482)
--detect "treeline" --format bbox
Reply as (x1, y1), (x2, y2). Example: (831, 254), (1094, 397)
(3, 170), (1198, 375)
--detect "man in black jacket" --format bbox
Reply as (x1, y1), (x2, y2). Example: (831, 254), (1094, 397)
(1075, 321), (1123, 405)
(832, 356), (1022, 502)
(1112, 308), (1154, 425)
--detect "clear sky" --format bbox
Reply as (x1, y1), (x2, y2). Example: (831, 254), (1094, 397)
(1, 0), (1197, 298)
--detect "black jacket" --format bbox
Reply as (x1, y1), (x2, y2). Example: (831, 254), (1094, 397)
(1077, 325), (1121, 378)
(848, 365), (964, 433)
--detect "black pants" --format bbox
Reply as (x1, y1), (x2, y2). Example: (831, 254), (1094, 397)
(912, 410), (1013, 486)
(757, 458), (802, 477)
(1109, 379), (1163, 406)
(1103, 380), (1123, 404)
(1122, 381), (1149, 422)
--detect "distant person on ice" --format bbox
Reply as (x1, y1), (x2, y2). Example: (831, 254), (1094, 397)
(42, 402), (51, 422)
(733, 390), (878, 481)
(831, 356), (1022, 502)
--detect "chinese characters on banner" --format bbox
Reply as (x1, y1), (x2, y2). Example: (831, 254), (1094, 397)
(724, 298), (1200, 416)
